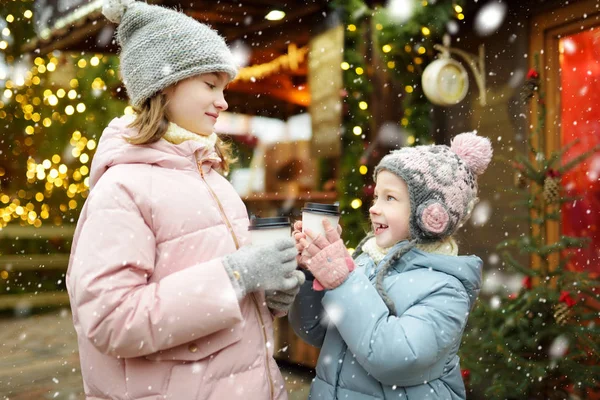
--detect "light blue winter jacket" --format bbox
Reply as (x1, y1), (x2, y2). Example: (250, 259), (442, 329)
(288, 240), (482, 399)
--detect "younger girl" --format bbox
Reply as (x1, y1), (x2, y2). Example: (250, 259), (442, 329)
(66, 1), (302, 399)
(290, 132), (493, 399)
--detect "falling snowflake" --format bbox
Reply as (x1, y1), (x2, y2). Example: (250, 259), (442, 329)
(474, 1), (507, 36)
(446, 20), (459, 35)
(231, 40), (251, 67)
(471, 200), (492, 227)
(161, 64), (172, 77)
(386, 0), (416, 24)
(324, 303), (345, 325)
(490, 295), (501, 309)
(548, 335), (569, 359)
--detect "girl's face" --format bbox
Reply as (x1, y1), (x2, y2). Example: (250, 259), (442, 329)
(369, 170), (411, 248)
(163, 72), (229, 136)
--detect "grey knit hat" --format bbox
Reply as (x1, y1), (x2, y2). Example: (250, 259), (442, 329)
(102, 0), (238, 108)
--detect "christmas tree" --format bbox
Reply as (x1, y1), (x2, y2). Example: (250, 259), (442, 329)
(460, 63), (600, 399)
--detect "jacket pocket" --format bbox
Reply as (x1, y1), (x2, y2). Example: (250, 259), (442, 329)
(145, 321), (243, 362)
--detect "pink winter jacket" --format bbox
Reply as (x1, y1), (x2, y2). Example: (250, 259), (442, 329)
(66, 116), (287, 400)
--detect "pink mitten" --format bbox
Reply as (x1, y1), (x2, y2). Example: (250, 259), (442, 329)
(306, 239), (355, 291)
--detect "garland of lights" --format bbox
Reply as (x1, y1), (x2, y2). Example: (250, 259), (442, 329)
(333, 0), (464, 247)
(1, 1), (128, 228)
(0, 52), (128, 228)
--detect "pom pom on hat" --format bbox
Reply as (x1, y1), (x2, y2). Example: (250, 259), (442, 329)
(450, 131), (493, 175)
(102, 0), (135, 24)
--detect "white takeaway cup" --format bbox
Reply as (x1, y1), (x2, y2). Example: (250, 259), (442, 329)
(301, 202), (341, 240)
(249, 217), (292, 246)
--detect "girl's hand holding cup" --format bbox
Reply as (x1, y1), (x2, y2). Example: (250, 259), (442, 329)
(295, 219), (353, 291)
(293, 220), (343, 269)
(292, 221), (309, 268)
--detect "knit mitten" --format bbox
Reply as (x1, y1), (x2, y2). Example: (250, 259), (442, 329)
(305, 239), (355, 291)
(223, 238), (298, 300)
(265, 270), (306, 316)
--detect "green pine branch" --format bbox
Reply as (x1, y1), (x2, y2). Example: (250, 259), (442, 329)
(499, 251), (537, 276)
(546, 139), (580, 168)
(559, 143), (600, 175)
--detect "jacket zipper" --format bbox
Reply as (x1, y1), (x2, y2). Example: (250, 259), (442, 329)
(197, 162), (275, 399)
(197, 163), (239, 249)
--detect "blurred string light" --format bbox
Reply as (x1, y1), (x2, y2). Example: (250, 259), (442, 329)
(351, 199), (363, 209)
(0, 53), (118, 227)
(264, 10), (285, 21)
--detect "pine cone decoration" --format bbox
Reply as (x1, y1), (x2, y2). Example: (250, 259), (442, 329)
(543, 170), (561, 203)
(553, 302), (571, 326)
(543, 176), (560, 202)
(554, 291), (576, 325)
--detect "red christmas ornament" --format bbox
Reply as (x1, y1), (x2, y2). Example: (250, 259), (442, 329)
(522, 276), (532, 290)
(461, 369), (471, 381)
(527, 69), (539, 79)
(559, 291), (576, 308)
(508, 293), (518, 300)
(363, 184), (375, 197)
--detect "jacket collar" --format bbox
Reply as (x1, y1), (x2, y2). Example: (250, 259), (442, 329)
(90, 116), (222, 189)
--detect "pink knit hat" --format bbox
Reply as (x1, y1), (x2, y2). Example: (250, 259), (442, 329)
(374, 131), (493, 242)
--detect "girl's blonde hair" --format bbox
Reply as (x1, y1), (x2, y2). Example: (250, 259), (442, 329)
(127, 92), (236, 174)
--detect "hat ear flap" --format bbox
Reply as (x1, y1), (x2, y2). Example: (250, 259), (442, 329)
(416, 200), (450, 237)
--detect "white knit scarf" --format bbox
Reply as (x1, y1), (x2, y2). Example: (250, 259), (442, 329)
(162, 122), (218, 149)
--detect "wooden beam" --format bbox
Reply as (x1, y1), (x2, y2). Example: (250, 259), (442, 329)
(185, 10), (248, 25)
(22, 12), (107, 54)
(232, 0), (291, 7)
(228, 84), (310, 107)
(179, 1), (269, 16)
(228, 4), (325, 41)
(0, 254), (70, 271)
(0, 292), (70, 310)
(0, 224), (75, 239)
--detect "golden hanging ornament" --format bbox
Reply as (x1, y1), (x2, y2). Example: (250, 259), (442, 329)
(543, 174), (561, 203)
(553, 302), (572, 326)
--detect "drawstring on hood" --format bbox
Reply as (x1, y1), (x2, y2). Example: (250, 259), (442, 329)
(354, 235), (474, 316)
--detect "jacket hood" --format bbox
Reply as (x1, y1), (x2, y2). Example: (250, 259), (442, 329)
(385, 241), (483, 306)
(90, 115), (221, 189)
